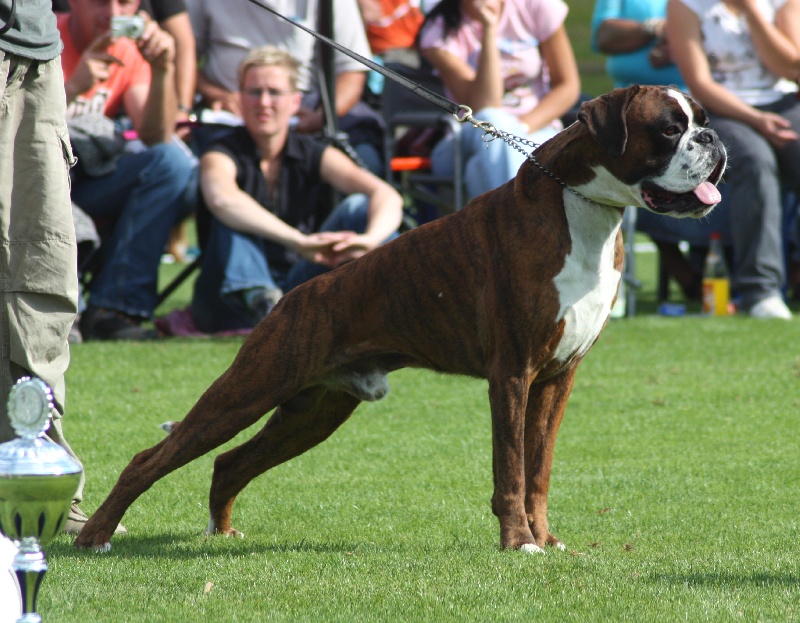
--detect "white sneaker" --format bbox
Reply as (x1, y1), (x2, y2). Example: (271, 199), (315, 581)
(749, 295), (792, 319)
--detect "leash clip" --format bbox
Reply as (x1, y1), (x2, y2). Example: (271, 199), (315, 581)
(453, 105), (473, 124)
(456, 106), (503, 142)
(456, 105), (496, 134)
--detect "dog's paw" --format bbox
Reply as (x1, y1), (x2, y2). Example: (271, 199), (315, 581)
(519, 543), (546, 554)
(205, 527), (245, 539)
(545, 533), (566, 551)
(92, 542), (112, 553)
(74, 536), (112, 553)
(205, 518), (244, 538)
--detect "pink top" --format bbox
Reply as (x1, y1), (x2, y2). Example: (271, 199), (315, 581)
(418, 0), (568, 116)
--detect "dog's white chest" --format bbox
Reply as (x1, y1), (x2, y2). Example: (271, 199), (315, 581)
(552, 197), (622, 362)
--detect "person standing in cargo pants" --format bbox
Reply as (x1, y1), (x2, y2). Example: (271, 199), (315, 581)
(0, 0), (99, 535)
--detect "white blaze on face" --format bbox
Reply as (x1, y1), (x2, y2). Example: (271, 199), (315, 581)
(553, 194), (622, 363)
(650, 89), (711, 194)
(668, 88), (694, 121)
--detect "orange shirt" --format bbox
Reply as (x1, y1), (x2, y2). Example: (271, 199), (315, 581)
(57, 13), (151, 120)
(364, 0), (424, 55)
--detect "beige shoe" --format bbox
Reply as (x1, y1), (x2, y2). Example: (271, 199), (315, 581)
(63, 505), (127, 536)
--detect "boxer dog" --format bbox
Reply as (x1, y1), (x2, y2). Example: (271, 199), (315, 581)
(75, 85), (726, 553)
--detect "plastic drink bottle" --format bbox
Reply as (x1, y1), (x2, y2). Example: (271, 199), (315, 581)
(702, 232), (730, 316)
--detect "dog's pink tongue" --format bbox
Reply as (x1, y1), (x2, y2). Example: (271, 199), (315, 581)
(694, 181), (721, 205)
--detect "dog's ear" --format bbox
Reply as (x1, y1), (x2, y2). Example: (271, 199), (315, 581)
(577, 86), (640, 158)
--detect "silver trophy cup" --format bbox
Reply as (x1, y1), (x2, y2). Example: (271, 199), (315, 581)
(0, 378), (82, 623)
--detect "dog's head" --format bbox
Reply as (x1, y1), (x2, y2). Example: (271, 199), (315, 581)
(574, 85), (727, 218)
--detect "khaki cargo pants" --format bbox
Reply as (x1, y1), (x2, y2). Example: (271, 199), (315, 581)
(0, 51), (83, 502)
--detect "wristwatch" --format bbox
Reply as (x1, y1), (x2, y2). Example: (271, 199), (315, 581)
(178, 104), (198, 123)
(642, 18), (663, 38)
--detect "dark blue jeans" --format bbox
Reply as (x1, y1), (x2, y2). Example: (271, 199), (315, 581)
(71, 139), (195, 317)
(192, 194), (390, 332)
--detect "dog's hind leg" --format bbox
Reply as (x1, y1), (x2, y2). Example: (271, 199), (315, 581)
(523, 366), (577, 551)
(74, 373), (281, 551)
(206, 387), (361, 537)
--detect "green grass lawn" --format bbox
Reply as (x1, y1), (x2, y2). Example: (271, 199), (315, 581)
(41, 242), (800, 622)
(44, 280), (800, 622)
(26, 3), (800, 620)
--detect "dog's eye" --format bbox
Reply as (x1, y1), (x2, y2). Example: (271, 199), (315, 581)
(663, 125), (682, 137)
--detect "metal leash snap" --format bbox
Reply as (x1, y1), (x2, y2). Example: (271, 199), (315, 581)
(455, 106), (499, 136)
(453, 104), (473, 123)
(473, 119), (498, 135)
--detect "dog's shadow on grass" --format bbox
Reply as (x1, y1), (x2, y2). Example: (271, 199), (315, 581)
(647, 571), (800, 588)
(49, 533), (385, 561)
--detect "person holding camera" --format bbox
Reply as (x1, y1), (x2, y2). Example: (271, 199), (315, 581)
(56, 0), (195, 340)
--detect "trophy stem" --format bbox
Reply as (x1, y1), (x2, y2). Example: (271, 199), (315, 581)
(12, 537), (47, 623)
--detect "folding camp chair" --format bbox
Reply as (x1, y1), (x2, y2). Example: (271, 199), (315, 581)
(381, 62), (466, 222)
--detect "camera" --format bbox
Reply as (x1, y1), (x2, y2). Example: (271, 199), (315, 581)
(110, 15), (146, 39)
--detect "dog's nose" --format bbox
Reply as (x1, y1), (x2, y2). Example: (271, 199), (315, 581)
(694, 129), (716, 144)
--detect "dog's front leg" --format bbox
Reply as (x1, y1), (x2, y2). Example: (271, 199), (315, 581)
(524, 366), (578, 551)
(488, 375), (539, 552)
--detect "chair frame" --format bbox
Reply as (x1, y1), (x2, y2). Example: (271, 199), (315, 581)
(381, 62), (467, 220)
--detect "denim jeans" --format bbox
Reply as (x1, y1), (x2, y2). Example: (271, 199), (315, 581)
(192, 194), (389, 332)
(71, 138), (195, 317)
(430, 107), (560, 202)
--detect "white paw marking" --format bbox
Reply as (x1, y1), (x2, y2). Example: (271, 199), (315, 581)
(93, 542), (112, 553)
(520, 543), (545, 554)
(554, 541), (567, 551)
(206, 516), (244, 538)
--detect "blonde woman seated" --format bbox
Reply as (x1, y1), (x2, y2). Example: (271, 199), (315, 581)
(191, 46), (403, 332)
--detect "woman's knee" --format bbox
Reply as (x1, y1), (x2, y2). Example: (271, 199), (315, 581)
(321, 194), (369, 233)
(728, 146), (779, 182)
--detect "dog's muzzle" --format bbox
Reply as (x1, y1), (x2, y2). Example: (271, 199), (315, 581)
(641, 133), (727, 218)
